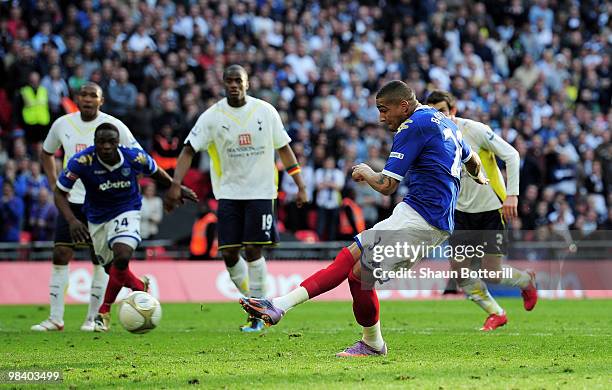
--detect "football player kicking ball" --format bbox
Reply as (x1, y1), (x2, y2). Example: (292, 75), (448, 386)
(54, 123), (197, 332)
(426, 91), (537, 331)
(241, 81), (488, 357)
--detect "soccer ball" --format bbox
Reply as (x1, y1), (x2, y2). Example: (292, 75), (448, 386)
(118, 291), (162, 334)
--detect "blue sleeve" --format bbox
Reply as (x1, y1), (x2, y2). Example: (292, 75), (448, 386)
(460, 134), (472, 162)
(382, 127), (426, 181)
(57, 157), (82, 193)
(131, 149), (158, 175)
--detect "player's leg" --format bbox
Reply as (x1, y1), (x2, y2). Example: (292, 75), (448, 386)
(31, 209), (76, 331)
(336, 260), (387, 356)
(82, 248), (110, 331)
(240, 242), (360, 325)
(240, 203), (418, 324)
(478, 210), (537, 311)
(94, 211), (145, 332)
(218, 199), (249, 296)
(450, 211), (506, 330)
(242, 200), (279, 298)
(481, 252), (538, 311)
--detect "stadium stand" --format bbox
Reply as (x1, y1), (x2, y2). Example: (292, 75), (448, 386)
(0, 0), (609, 253)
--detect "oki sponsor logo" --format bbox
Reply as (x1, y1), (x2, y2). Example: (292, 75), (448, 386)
(238, 133), (252, 146)
(99, 180), (131, 191)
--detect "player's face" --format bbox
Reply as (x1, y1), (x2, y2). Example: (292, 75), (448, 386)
(95, 130), (119, 163)
(78, 86), (103, 118)
(223, 70), (248, 105)
(376, 98), (410, 132)
(430, 101), (454, 119)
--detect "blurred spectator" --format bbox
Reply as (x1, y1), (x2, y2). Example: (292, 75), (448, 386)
(314, 157), (344, 241)
(140, 181), (163, 240)
(29, 187), (57, 241)
(41, 65), (69, 121)
(0, 182), (24, 242)
(126, 93), (154, 151)
(105, 68), (137, 122)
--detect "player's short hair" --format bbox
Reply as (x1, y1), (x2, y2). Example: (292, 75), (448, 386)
(94, 122), (120, 138)
(80, 82), (103, 95)
(425, 90), (456, 110)
(376, 80), (416, 105)
(223, 64), (248, 80)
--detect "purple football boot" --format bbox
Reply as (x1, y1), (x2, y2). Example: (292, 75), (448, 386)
(336, 340), (388, 357)
(239, 297), (285, 326)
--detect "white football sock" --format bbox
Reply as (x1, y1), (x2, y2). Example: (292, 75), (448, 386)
(272, 286), (309, 312)
(247, 257), (267, 298)
(86, 265), (109, 321)
(460, 278), (504, 315)
(498, 266), (531, 289)
(362, 321), (385, 351)
(227, 256), (249, 296)
(49, 264), (69, 324)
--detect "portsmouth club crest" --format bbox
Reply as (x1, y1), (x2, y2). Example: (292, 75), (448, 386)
(121, 167), (131, 177)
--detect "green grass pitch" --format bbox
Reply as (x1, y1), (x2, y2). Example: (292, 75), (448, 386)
(1, 299), (611, 389)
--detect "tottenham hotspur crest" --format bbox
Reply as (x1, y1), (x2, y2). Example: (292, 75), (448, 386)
(121, 167), (131, 177)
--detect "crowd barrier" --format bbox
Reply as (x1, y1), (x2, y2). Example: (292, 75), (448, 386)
(0, 260), (610, 304)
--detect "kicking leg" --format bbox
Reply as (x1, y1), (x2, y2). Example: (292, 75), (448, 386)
(240, 242), (361, 325)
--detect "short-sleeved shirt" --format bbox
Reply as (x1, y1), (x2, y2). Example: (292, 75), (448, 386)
(57, 146), (157, 224)
(382, 107), (472, 233)
(43, 112), (140, 204)
(184, 96), (291, 200)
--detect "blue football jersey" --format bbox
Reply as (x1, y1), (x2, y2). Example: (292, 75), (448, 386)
(57, 145), (158, 224)
(382, 107), (472, 232)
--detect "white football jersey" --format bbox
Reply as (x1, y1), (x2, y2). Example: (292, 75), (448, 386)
(43, 112), (140, 204)
(185, 96), (291, 200)
(455, 117), (520, 213)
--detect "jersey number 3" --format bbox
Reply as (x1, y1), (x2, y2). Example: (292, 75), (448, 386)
(443, 128), (462, 179)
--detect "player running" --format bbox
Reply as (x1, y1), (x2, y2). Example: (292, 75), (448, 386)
(32, 83), (142, 332)
(165, 64), (308, 332)
(54, 123), (197, 332)
(425, 90), (537, 331)
(240, 80), (488, 356)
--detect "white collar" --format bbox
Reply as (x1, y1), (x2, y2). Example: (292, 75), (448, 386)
(97, 149), (124, 172)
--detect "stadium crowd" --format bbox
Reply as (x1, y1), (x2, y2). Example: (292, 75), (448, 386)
(0, 0), (610, 245)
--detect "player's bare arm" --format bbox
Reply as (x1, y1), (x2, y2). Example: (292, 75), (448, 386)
(40, 151), (58, 191)
(277, 144), (308, 207)
(53, 186), (90, 243)
(165, 144), (197, 211)
(351, 163), (399, 196)
(463, 152), (489, 185)
(150, 166), (198, 211)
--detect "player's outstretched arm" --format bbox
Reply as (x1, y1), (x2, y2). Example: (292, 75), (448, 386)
(463, 152), (489, 185)
(352, 163), (399, 196)
(151, 166), (198, 211)
(53, 187), (90, 243)
(165, 144), (197, 211)
(277, 144), (308, 207)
